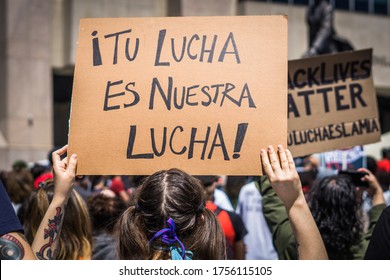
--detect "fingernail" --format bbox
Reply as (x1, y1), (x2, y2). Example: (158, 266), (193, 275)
(268, 145), (272, 151)
(278, 145), (283, 150)
(261, 149), (266, 154)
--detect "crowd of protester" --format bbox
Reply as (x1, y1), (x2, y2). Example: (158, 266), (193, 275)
(0, 145), (389, 260)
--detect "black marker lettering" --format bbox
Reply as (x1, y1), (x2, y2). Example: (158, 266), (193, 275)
(123, 82), (140, 108)
(104, 80), (125, 111)
(288, 93), (300, 118)
(232, 123), (248, 159)
(170, 126), (187, 155)
(125, 37), (139, 61)
(200, 35), (217, 63)
(349, 83), (366, 108)
(316, 87), (332, 113)
(151, 127), (167, 157)
(335, 85), (349, 111)
(104, 29), (133, 65)
(186, 85), (200, 107)
(218, 32), (241, 64)
(127, 126), (154, 159)
(208, 124), (229, 160)
(297, 90), (315, 115)
(155, 29), (170, 66)
(188, 127), (210, 160)
(149, 77), (172, 110)
(92, 31), (102, 66)
(171, 37), (186, 62)
(187, 35), (200, 60)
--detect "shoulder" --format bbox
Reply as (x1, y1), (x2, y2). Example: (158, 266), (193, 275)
(0, 232), (36, 260)
(0, 181), (24, 236)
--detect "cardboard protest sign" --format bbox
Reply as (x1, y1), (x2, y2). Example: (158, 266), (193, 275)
(68, 16), (287, 175)
(288, 49), (381, 157)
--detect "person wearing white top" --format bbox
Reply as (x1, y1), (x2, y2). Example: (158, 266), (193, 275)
(214, 188), (234, 211)
(236, 181), (278, 260)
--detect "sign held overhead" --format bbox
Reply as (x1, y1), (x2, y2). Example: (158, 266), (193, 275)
(288, 49), (381, 157)
(68, 16), (288, 175)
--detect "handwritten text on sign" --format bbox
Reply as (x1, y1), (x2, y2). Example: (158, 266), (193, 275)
(287, 49), (380, 157)
(68, 16), (287, 175)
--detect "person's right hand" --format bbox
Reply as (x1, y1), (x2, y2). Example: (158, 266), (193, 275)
(358, 168), (381, 191)
(357, 167), (385, 206)
(260, 145), (304, 211)
(52, 145), (78, 200)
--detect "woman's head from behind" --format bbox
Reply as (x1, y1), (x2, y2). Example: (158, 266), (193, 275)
(6, 169), (33, 205)
(116, 168), (226, 260)
(309, 175), (363, 259)
(22, 180), (92, 260)
(88, 192), (126, 233)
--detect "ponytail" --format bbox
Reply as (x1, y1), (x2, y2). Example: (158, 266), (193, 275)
(188, 208), (226, 260)
(115, 169), (227, 260)
(116, 206), (151, 259)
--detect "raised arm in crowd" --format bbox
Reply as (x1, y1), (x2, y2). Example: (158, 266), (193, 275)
(260, 145), (328, 260)
(2, 144), (330, 260)
(259, 145), (386, 260)
(0, 145), (77, 260)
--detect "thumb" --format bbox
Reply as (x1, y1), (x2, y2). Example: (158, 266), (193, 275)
(67, 154), (78, 176)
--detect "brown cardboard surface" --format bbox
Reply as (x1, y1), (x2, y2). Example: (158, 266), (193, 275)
(68, 16), (287, 175)
(288, 49), (381, 157)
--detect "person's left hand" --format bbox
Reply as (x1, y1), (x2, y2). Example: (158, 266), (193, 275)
(261, 145), (304, 211)
(52, 145), (78, 199)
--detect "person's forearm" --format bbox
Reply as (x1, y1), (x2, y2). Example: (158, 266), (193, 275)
(287, 196), (328, 260)
(233, 240), (246, 260)
(260, 177), (298, 259)
(372, 189), (385, 206)
(31, 194), (69, 260)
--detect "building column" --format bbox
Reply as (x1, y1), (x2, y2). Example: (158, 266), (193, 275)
(0, 0), (52, 170)
(180, 0), (237, 16)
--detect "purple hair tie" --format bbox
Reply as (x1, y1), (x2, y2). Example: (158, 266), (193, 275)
(149, 218), (186, 259)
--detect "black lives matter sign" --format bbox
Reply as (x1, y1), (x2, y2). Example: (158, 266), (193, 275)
(287, 49), (380, 157)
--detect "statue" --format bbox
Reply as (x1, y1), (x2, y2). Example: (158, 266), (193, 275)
(305, 0), (354, 57)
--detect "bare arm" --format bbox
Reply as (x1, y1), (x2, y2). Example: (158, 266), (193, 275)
(233, 240), (246, 260)
(0, 177), (36, 259)
(31, 145), (77, 259)
(260, 145), (327, 260)
(0, 232), (36, 260)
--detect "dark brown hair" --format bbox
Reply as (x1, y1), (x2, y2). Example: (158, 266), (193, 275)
(115, 168), (226, 260)
(309, 175), (364, 259)
(6, 170), (33, 204)
(88, 193), (126, 233)
(195, 176), (219, 201)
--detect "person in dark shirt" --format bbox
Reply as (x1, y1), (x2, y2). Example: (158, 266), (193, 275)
(364, 205), (390, 260)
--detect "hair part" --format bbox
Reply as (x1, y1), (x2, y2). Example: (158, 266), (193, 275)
(115, 168), (226, 260)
